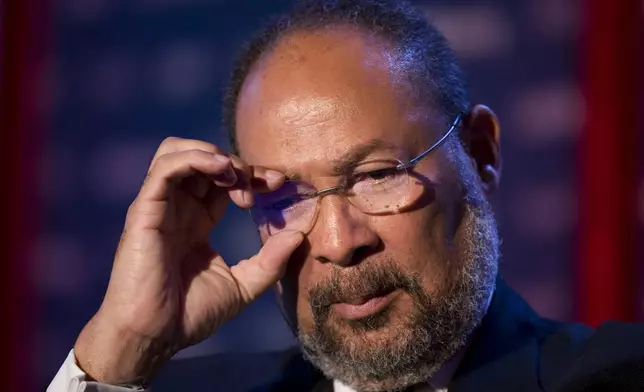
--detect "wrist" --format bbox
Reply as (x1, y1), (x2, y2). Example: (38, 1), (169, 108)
(74, 312), (173, 384)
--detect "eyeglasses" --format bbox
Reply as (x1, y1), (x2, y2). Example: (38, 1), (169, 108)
(250, 114), (463, 236)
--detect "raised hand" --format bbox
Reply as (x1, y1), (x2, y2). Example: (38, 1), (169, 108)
(73, 138), (303, 384)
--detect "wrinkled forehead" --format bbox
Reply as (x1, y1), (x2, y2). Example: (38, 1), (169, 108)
(234, 28), (438, 178)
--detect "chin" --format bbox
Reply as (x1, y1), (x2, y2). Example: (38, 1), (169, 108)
(299, 318), (441, 392)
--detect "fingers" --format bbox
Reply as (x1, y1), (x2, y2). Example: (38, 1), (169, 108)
(140, 149), (234, 202)
(144, 137), (285, 208)
(226, 154), (286, 203)
(227, 154), (254, 208)
(149, 137), (225, 171)
(250, 166), (287, 193)
(230, 231), (304, 304)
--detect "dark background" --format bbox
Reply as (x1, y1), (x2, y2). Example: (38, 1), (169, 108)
(1, 0), (642, 390)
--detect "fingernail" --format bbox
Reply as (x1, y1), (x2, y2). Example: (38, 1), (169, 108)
(242, 190), (253, 204)
(224, 168), (236, 181)
(265, 170), (284, 181)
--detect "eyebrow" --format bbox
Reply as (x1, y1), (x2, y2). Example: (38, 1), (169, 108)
(284, 139), (399, 181)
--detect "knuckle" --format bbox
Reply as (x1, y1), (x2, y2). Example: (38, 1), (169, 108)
(160, 136), (182, 148)
(161, 137), (221, 154)
(152, 137), (183, 162)
(184, 149), (216, 166)
(149, 143), (227, 181)
(127, 199), (141, 215)
(126, 199), (147, 218)
(124, 201), (141, 226)
(184, 148), (209, 159)
(150, 154), (172, 174)
(150, 149), (214, 178)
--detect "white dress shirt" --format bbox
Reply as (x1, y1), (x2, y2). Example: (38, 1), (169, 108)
(334, 379), (446, 392)
(48, 288), (492, 391)
(332, 363), (454, 392)
(48, 350), (452, 392)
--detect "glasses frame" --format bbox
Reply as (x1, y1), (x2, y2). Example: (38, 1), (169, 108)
(251, 113), (464, 234)
(297, 112), (463, 199)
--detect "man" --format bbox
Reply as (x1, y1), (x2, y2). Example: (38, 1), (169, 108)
(48, 0), (644, 391)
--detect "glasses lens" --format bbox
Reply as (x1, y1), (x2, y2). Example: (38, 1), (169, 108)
(350, 163), (419, 213)
(250, 181), (317, 236)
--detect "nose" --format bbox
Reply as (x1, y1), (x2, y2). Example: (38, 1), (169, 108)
(307, 194), (380, 267)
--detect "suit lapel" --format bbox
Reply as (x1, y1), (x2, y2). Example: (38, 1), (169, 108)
(272, 278), (549, 392)
(449, 278), (547, 392)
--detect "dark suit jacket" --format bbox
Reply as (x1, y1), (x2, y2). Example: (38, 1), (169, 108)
(151, 279), (644, 391)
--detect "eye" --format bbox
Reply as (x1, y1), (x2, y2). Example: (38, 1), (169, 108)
(354, 167), (400, 184)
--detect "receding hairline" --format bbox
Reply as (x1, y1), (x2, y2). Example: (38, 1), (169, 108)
(223, 0), (471, 155)
(241, 23), (411, 87)
(234, 24), (445, 158)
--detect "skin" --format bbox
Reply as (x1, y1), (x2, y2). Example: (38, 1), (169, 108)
(237, 27), (501, 356)
(73, 26), (501, 388)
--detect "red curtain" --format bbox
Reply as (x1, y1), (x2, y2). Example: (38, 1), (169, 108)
(1, 1), (49, 390)
(577, 0), (642, 325)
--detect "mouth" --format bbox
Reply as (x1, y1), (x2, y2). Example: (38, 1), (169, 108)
(331, 289), (400, 320)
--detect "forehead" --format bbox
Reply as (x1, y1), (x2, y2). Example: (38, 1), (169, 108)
(235, 27), (437, 176)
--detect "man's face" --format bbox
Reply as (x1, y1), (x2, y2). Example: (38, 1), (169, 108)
(236, 28), (500, 391)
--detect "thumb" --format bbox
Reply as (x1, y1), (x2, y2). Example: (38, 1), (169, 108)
(230, 230), (304, 304)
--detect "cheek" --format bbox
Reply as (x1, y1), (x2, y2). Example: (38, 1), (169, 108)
(373, 203), (452, 292)
(372, 209), (435, 265)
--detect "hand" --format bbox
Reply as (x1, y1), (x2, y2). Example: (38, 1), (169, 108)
(73, 138), (303, 384)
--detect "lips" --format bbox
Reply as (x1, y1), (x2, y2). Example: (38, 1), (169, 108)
(331, 289), (399, 320)
(338, 289), (395, 305)
(308, 267), (410, 323)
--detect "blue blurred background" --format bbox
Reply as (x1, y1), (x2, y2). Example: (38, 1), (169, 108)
(1, 0), (641, 390)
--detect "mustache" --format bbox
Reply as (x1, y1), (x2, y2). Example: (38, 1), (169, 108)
(308, 262), (422, 318)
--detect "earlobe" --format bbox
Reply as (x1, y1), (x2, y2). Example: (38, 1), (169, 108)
(480, 164), (500, 194)
(463, 105), (502, 195)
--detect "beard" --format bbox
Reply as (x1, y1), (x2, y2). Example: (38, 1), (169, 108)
(296, 156), (501, 391)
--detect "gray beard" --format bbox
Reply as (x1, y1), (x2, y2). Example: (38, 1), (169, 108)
(297, 185), (500, 391)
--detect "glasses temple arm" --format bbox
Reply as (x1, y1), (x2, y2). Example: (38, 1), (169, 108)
(405, 113), (463, 167)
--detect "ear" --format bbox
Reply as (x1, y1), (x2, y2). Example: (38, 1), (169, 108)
(461, 105), (502, 195)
